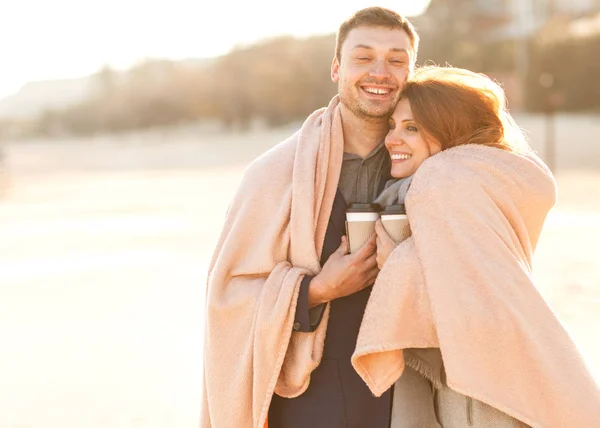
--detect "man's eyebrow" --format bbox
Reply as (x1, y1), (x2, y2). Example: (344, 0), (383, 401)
(352, 44), (374, 50)
(351, 45), (409, 54)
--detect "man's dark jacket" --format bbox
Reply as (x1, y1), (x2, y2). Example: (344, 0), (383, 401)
(268, 175), (393, 428)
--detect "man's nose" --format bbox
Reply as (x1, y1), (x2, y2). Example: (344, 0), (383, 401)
(369, 60), (391, 78)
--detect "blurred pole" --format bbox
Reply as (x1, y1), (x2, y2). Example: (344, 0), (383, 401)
(545, 104), (556, 173)
(513, 0), (533, 109)
(0, 143), (7, 200)
(515, 38), (529, 109)
(539, 72), (557, 173)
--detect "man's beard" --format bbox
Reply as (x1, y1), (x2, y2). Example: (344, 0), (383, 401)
(339, 85), (399, 121)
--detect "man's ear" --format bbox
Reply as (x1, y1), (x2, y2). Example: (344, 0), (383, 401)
(331, 56), (340, 83)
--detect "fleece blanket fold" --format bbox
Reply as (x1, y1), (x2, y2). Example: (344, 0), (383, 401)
(201, 96), (344, 428)
(352, 145), (600, 427)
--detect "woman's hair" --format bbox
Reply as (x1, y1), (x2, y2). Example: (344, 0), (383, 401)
(402, 66), (530, 153)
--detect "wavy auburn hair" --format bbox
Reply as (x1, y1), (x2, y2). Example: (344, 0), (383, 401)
(402, 66), (530, 153)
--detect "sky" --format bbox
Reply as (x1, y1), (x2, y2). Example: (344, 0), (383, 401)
(0, 0), (430, 99)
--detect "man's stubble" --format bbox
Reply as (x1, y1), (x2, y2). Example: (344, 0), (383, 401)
(338, 80), (402, 123)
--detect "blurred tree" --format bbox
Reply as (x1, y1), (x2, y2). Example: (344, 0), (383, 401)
(415, 0), (514, 71)
(33, 34), (338, 135)
(38, 10), (600, 137)
(92, 65), (118, 99)
(527, 31), (600, 111)
(210, 35), (336, 130)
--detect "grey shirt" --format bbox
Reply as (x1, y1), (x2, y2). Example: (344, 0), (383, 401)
(338, 142), (390, 205)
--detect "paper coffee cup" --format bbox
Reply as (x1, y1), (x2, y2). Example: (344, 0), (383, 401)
(380, 204), (411, 244)
(345, 203), (381, 253)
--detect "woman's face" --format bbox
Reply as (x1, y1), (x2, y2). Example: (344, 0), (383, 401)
(385, 98), (441, 178)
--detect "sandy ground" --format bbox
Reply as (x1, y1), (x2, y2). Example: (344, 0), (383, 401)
(0, 115), (599, 427)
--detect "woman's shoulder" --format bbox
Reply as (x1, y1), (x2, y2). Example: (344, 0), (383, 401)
(414, 145), (548, 186)
(409, 144), (556, 209)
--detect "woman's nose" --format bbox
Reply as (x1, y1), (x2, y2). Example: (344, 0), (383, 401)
(385, 136), (403, 150)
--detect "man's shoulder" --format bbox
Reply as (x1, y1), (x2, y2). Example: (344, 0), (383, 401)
(226, 132), (299, 209)
(242, 131), (300, 182)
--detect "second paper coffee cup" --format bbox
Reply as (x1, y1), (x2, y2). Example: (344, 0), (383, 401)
(345, 203), (381, 253)
(380, 204), (411, 243)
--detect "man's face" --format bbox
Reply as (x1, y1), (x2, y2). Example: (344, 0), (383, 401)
(332, 26), (414, 121)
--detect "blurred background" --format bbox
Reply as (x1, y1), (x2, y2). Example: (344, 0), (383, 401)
(0, 1), (599, 427)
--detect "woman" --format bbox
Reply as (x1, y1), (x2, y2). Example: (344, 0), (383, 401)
(349, 66), (600, 427)
(373, 66), (529, 219)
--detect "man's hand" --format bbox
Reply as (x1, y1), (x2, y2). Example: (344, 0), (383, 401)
(308, 234), (378, 307)
(375, 219), (398, 269)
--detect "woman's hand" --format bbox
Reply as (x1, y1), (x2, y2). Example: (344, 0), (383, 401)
(375, 219), (398, 269)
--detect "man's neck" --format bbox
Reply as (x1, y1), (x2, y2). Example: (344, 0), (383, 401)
(340, 104), (389, 158)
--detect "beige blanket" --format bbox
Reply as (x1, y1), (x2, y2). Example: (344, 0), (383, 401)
(352, 145), (600, 427)
(201, 96), (343, 428)
(202, 93), (600, 427)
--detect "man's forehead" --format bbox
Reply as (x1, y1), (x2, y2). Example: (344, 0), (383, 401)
(342, 26), (412, 53)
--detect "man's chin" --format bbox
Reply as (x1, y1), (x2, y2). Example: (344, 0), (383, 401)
(357, 105), (394, 120)
(359, 98), (396, 117)
(341, 96), (394, 120)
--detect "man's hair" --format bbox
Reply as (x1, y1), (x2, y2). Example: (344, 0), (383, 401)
(335, 7), (420, 63)
(403, 66), (530, 153)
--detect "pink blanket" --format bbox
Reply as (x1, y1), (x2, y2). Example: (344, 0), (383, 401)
(352, 145), (600, 427)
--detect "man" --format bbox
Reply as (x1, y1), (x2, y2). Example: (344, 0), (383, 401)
(201, 7), (419, 428)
